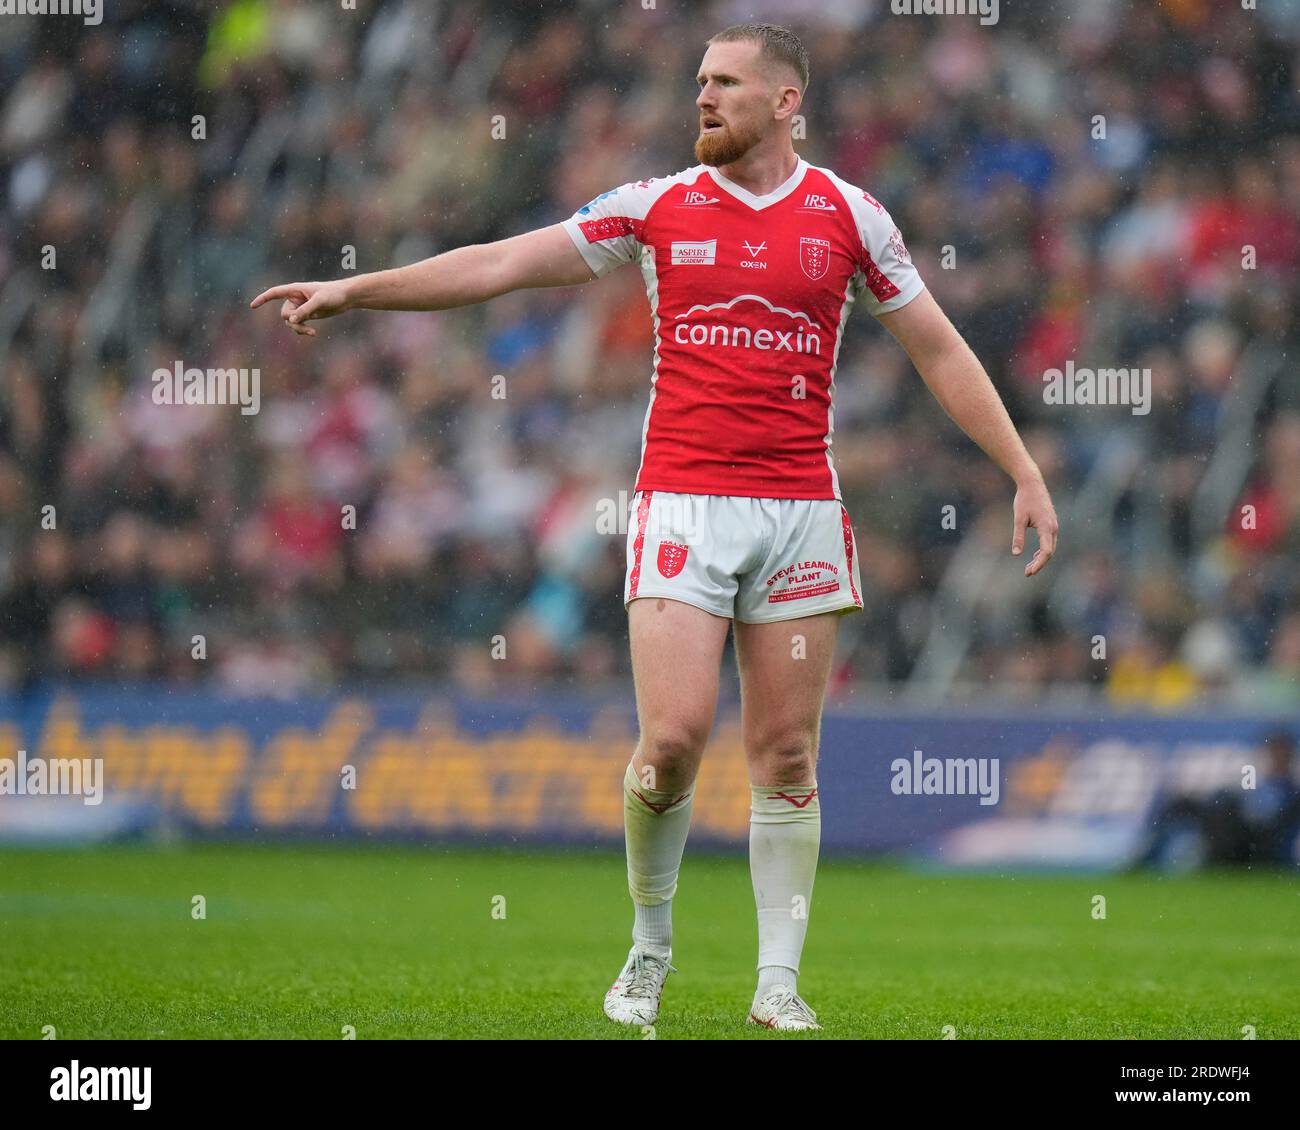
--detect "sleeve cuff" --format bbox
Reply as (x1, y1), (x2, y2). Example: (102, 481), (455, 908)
(875, 276), (925, 315)
(561, 217), (612, 278)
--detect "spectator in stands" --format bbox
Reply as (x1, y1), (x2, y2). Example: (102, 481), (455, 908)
(1140, 730), (1300, 869)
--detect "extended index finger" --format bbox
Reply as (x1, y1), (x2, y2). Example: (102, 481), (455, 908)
(1011, 504), (1029, 556)
(250, 284), (305, 310)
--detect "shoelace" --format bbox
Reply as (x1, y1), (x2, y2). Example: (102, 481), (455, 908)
(622, 950), (677, 999)
(765, 986), (817, 1023)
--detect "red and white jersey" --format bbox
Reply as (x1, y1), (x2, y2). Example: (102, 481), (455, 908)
(561, 156), (924, 500)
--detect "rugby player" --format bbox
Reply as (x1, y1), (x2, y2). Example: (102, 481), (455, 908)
(251, 22), (1059, 1032)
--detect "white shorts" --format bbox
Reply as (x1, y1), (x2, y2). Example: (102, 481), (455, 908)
(623, 490), (864, 624)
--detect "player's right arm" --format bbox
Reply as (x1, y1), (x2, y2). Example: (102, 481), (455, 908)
(249, 223), (597, 336)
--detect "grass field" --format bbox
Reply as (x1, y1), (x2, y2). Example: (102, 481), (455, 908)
(1, 843), (1297, 1039)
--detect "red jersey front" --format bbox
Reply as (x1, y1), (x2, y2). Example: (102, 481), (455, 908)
(561, 157), (924, 500)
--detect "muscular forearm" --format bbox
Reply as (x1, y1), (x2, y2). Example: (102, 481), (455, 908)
(343, 243), (507, 312)
(916, 337), (1041, 485)
(251, 224), (592, 330)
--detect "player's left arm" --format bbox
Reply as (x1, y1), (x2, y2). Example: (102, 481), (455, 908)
(877, 288), (1059, 577)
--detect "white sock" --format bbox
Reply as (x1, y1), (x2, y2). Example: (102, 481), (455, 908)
(750, 781), (820, 996)
(623, 760), (695, 952)
(633, 901), (672, 951)
(757, 964), (798, 996)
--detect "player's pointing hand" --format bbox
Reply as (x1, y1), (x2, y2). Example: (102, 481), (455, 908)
(1011, 474), (1059, 577)
(248, 280), (352, 337)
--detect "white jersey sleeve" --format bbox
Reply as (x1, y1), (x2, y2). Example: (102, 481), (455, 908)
(561, 181), (654, 278)
(828, 172), (926, 316)
(561, 170), (700, 279)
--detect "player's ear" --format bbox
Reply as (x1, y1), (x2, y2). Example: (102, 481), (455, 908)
(776, 84), (801, 120)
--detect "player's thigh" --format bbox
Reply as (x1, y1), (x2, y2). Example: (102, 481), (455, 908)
(628, 596), (731, 770)
(734, 611), (839, 758)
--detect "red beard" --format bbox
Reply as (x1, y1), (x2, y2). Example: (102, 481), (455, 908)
(694, 119), (762, 166)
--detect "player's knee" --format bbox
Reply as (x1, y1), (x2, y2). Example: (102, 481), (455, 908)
(636, 729), (707, 784)
(749, 731), (817, 785)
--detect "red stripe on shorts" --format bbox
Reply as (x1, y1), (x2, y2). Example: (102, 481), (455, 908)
(840, 505), (862, 607)
(628, 490), (654, 598)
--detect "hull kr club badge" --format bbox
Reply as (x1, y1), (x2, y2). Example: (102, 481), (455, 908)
(799, 236), (830, 281)
(657, 541), (689, 578)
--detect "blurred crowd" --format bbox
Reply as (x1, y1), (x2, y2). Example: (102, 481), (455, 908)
(1, 0), (1298, 704)
(1141, 729), (1300, 868)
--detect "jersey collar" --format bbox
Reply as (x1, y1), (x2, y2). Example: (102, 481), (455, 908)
(706, 156), (808, 211)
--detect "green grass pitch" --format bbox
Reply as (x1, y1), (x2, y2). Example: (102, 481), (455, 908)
(1, 843), (1296, 1039)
